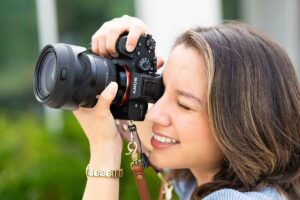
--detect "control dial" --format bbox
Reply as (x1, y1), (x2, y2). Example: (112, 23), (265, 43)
(138, 57), (152, 72)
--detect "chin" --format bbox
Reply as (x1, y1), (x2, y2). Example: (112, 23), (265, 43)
(149, 153), (166, 168)
(149, 153), (181, 169)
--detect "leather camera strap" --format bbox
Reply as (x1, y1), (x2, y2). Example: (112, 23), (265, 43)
(132, 163), (151, 200)
(116, 120), (151, 200)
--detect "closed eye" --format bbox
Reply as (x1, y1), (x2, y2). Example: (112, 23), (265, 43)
(176, 101), (191, 110)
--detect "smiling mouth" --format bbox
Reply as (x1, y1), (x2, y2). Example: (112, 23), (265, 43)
(153, 133), (180, 144)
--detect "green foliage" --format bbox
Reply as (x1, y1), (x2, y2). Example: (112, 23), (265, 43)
(57, 0), (135, 46)
(0, 0), (39, 109)
(0, 111), (166, 199)
(0, 112), (86, 199)
(222, 0), (240, 20)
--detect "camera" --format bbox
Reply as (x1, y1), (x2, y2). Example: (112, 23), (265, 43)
(33, 34), (164, 121)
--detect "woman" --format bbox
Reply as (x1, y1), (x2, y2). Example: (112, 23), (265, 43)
(73, 15), (300, 199)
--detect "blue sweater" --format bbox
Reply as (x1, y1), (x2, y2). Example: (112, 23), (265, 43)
(203, 188), (284, 200)
(173, 180), (285, 200)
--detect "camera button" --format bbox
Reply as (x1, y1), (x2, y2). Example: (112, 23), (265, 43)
(60, 68), (67, 80)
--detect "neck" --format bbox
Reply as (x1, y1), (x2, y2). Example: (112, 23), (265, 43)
(190, 167), (220, 186)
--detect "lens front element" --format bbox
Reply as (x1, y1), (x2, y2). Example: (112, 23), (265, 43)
(38, 51), (57, 98)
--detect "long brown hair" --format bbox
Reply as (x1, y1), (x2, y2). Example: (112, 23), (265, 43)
(172, 23), (300, 199)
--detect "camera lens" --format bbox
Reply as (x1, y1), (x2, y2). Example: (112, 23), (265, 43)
(37, 50), (57, 98)
(33, 43), (125, 110)
(33, 34), (164, 120)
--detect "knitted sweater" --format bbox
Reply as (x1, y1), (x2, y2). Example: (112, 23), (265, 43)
(173, 180), (285, 200)
(203, 187), (285, 200)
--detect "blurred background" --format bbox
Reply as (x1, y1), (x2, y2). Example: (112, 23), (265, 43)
(0, 0), (299, 199)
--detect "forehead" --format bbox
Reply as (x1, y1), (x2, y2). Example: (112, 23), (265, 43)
(163, 45), (208, 92)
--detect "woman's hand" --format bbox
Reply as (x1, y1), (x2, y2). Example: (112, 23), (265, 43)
(91, 15), (164, 67)
(75, 83), (122, 200)
(73, 82), (123, 160)
(73, 82), (119, 144)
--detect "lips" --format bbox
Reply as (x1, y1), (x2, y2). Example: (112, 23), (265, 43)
(150, 132), (180, 150)
(150, 126), (180, 150)
(152, 133), (180, 144)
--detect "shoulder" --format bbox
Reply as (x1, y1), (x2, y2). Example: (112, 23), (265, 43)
(203, 187), (286, 200)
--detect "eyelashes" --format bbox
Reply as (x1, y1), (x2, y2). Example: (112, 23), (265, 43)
(176, 101), (191, 111)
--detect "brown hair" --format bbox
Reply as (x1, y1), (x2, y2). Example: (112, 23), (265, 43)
(172, 23), (300, 199)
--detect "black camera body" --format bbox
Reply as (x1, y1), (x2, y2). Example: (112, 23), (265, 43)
(33, 34), (163, 121)
(110, 34), (163, 120)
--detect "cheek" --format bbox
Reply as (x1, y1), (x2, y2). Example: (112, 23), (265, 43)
(176, 114), (223, 166)
(175, 112), (211, 141)
(178, 117), (213, 144)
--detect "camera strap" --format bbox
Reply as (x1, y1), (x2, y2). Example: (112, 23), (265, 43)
(126, 121), (151, 200)
(117, 120), (174, 200)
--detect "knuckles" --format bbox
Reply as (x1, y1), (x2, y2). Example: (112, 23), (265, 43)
(121, 14), (130, 20)
(91, 15), (148, 57)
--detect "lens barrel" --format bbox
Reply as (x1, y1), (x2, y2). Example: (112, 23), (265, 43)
(33, 43), (124, 110)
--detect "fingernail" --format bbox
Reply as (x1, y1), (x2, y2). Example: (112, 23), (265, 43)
(126, 44), (134, 52)
(109, 82), (118, 92)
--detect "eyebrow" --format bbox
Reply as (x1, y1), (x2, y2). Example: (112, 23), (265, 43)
(175, 89), (203, 105)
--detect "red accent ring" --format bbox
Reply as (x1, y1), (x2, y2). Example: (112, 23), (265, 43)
(118, 64), (131, 106)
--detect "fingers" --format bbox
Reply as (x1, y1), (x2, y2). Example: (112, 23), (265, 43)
(105, 18), (131, 57)
(126, 22), (149, 52)
(126, 27), (143, 52)
(95, 82), (118, 110)
(106, 26), (126, 57)
(91, 15), (149, 57)
(91, 34), (100, 55)
(91, 22), (109, 56)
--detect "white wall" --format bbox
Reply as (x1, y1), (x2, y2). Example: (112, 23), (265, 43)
(241, 0), (300, 77)
(135, 0), (222, 61)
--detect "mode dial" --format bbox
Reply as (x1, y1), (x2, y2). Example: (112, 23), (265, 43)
(145, 36), (156, 50)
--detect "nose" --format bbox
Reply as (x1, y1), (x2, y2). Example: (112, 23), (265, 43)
(145, 95), (171, 127)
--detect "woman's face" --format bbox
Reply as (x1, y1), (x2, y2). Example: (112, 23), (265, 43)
(146, 44), (223, 172)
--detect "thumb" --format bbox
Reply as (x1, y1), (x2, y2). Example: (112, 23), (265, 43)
(155, 49), (164, 69)
(96, 82), (118, 109)
(157, 56), (164, 69)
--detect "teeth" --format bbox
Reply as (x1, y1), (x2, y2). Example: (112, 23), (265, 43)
(153, 134), (179, 144)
